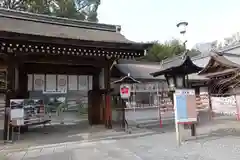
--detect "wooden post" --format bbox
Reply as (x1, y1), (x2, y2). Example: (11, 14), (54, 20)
(3, 55), (15, 141)
(104, 60), (112, 129)
(17, 63), (28, 99)
(88, 73), (101, 125)
(207, 83), (213, 120)
(190, 123), (196, 136)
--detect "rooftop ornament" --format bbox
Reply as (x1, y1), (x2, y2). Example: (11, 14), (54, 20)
(112, 73), (140, 84)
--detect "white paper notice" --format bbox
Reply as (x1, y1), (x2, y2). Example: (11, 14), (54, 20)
(11, 108), (24, 120)
(28, 74), (33, 91)
(68, 75), (78, 90)
(57, 75), (67, 92)
(33, 74), (44, 91)
(79, 75), (88, 91)
(88, 76), (93, 90)
(46, 74), (57, 92)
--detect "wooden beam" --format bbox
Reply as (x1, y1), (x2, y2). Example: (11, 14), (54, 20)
(104, 59), (113, 129)
(0, 31), (147, 51)
(24, 63), (100, 75)
(21, 55), (107, 67)
(3, 54), (16, 140)
(0, 36), (144, 58)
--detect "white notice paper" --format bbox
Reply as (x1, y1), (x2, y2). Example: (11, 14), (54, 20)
(11, 108), (24, 120)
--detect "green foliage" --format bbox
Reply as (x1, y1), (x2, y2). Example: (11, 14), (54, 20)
(139, 39), (201, 62)
(0, 0), (100, 22)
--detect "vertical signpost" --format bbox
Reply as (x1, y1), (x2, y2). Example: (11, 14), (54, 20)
(174, 89), (197, 146)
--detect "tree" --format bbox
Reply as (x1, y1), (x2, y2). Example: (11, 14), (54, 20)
(139, 40), (200, 62)
(0, 0), (101, 22)
(0, 0), (29, 10)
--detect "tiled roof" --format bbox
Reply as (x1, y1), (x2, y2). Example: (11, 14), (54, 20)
(114, 63), (164, 80)
(150, 52), (203, 77)
(199, 53), (240, 75)
(113, 56), (208, 81)
(0, 8), (132, 43)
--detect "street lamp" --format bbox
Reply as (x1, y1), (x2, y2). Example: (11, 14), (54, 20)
(177, 21), (188, 49)
(165, 74), (185, 91)
(176, 21), (188, 34)
(165, 75), (175, 91)
(177, 21), (197, 136)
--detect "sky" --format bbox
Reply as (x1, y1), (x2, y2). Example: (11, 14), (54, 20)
(98, 0), (240, 49)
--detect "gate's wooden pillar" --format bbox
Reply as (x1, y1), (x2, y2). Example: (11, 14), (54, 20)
(207, 83), (213, 120)
(17, 63), (28, 99)
(104, 60), (112, 129)
(3, 55), (16, 140)
(88, 72), (102, 125)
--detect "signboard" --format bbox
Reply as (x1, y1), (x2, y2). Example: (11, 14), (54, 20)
(79, 75), (88, 90)
(57, 75), (67, 91)
(10, 99), (24, 120)
(120, 84), (131, 99)
(10, 99), (25, 126)
(211, 96), (237, 115)
(10, 99), (46, 126)
(174, 89), (197, 124)
(33, 74), (44, 91)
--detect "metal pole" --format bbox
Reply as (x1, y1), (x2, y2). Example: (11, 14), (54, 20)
(157, 83), (162, 128)
(173, 91), (181, 146)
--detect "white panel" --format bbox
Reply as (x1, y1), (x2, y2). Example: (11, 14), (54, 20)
(27, 74), (33, 91)
(68, 75), (78, 90)
(79, 75), (88, 91)
(88, 76), (93, 90)
(46, 74), (56, 92)
(211, 96), (236, 115)
(57, 75), (67, 92)
(33, 74), (44, 91)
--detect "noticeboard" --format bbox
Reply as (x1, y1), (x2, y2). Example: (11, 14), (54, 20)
(174, 89), (197, 124)
(120, 84), (131, 99)
(10, 99), (46, 126)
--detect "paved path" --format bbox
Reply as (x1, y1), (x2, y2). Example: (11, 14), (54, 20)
(8, 131), (240, 160)
(3, 118), (240, 160)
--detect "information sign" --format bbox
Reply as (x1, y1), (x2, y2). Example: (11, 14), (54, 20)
(174, 89), (197, 124)
(120, 84), (131, 99)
